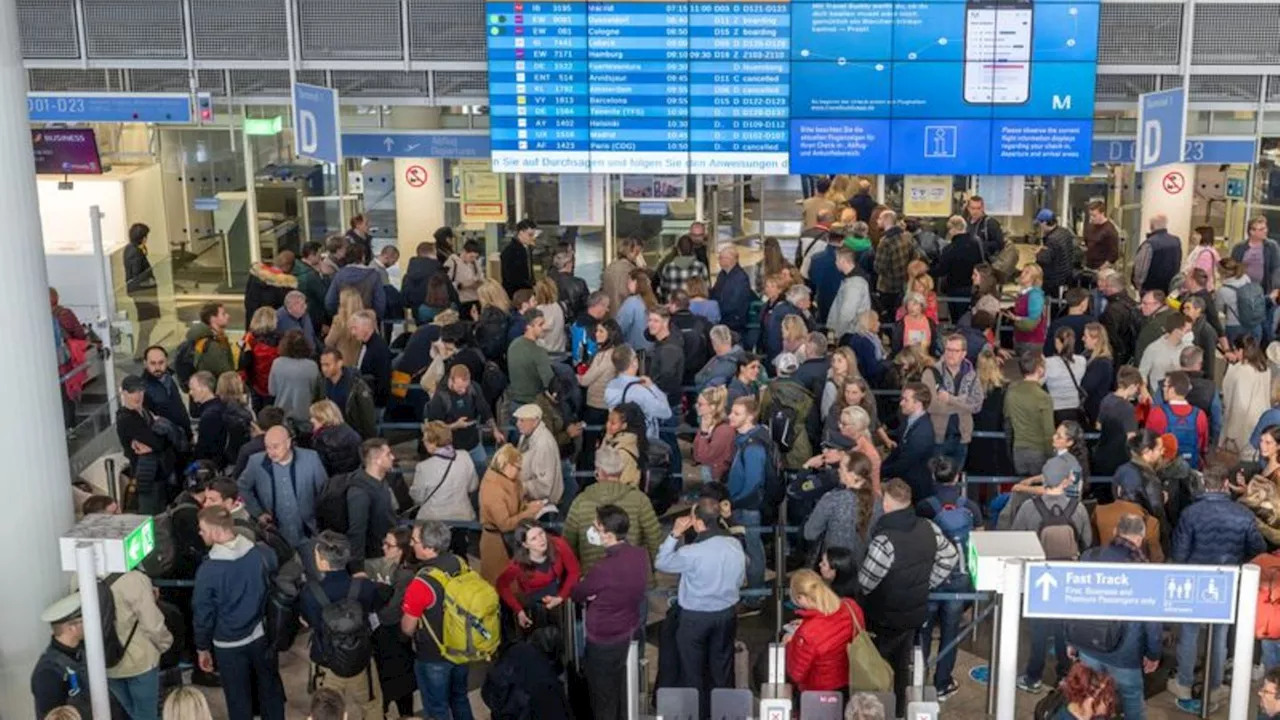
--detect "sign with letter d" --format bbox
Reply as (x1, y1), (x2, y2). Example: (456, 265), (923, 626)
(1136, 87), (1186, 172)
(292, 82), (341, 165)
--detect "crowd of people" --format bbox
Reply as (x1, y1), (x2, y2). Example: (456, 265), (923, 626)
(34, 184), (1280, 720)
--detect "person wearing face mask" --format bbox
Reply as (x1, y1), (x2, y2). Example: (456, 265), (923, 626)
(571, 504), (651, 720)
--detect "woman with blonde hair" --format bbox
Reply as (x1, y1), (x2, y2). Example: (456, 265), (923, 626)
(473, 279), (513, 361)
(1009, 263), (1048, 355)
(685, 275), (721, 323)
(970, 346), (1015, 478)
(890, 292), (939, 355)
(325, 286), (366, 368)
(309, 399), (362, 474)
(1080, 322), (1114, 425)
(43, 708), (83, 720)
(239, 305), (281, 407)
(784, 567), (867, 694)
(162, 686), (213, 720)
(533, 277), (567, 352)
(412, 420), (480, 522)
(479, 443), (546, 583)
(617, 269), (659, 350)
(896, 264), (938, 323)
(821, 346), (860, 417)
(693, 385), (735, 483)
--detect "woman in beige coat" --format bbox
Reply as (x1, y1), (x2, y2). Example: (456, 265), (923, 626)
(479, 444), (546, 584)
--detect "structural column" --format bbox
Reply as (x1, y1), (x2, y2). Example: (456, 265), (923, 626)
(0, 0), (77, 715)
(1141, 162), (1196, 254)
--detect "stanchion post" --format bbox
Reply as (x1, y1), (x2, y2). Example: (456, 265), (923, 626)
(626, 640), (640, 720)
(986, 594), (1000, 716)
(1230, 564), (1262, 720)
(105, 458), (116, 502)
(995, 560), (1023, 720)
(774, 498), (787, 636)
(1201, 625), (1213, 720)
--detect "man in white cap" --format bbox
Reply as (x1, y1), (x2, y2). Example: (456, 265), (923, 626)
(32, 592), (91, 718)
(514, 403), (564, 506)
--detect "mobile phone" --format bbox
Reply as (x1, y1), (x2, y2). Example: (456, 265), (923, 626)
(964, 0), (1033, 105)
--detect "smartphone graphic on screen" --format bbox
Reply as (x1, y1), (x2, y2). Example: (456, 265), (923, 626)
(964, 0), (1032, 104)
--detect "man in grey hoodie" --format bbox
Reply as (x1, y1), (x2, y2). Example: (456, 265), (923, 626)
(237, 426), (329, 547)
(695, 325), (749, 390)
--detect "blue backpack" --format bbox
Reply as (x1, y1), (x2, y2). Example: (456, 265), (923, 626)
(1167, 404), (1203, 469)
(923, 496), (975, 587)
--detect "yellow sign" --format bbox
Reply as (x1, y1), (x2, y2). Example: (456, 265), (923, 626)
(903, 175), (953, 217)
(459, 160), (507, 224)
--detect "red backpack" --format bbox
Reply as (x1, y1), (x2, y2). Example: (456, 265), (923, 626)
(241, 333), (280, 398)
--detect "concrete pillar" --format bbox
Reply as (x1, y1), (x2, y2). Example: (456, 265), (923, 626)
(1141, 163), (1196, 254)
(392, 158), (446, 257)
(0, 0), (77, 715)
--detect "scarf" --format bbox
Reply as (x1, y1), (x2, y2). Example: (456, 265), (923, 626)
(1110, 535), (1147, 563)
(855, 328), (885, 362)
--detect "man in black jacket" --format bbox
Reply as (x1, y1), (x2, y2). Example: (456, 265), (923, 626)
(881, 382), (938, 502)
(1035, 209), (1077, 299)
(426, 364), (502, 472)
(549, 249), (590, 320)
(501, 219), (539, 298)
(32, 594), (96, 719)
(966, 196), (1004, 258)
(668, 291), (713, 386)
(645, 307), (686, 409)
(187, 370), (229, 466)
(117, 375), (175, 514)
(142, 345), (191, 439)
(858, 479), (959, 714)
(1132, 214), (1182, 294)
(345, 439), (397, 565)
(1099, 271), (1141, 365)
(402, 240), (459, 312)
(935, 216), (983, 321)
(320, 349), (378, 439)
(350, 311), (392, 409)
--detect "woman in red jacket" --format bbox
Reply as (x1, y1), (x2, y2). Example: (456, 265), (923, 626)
(495, 519), (581, 632)
(785, 568), (866, 694)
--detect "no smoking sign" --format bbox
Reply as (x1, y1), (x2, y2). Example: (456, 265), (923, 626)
(405, 165), (429, 188)
(1162, 171), (1185, 195)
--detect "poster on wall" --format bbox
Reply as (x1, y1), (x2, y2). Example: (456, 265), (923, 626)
(974, 175), (1025, 217)
(620, 175), (687, 202)
(903, 176), (952, 217)
(459, 160), (507, 224)
(558, 175), (606, 226)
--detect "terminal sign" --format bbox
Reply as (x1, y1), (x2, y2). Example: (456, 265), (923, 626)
(1023, 561), (1238, 624)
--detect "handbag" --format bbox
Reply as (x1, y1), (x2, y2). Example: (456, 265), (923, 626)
(845, 604), (894, 693)
(991, 243), (1020, 284)
(391, 365), (428, 399)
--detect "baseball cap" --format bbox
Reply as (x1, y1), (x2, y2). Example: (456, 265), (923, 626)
(1042, 455), (1074, 488)
(120, 375), (145, 393)
(774, 352), (800, 376)
(1035, 209), (1056, 224)
(513, 404), (543, 421)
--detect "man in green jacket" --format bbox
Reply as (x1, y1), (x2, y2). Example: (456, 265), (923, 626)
(562, 445), (663, 571)
(187, 302), (235, 377)
(1004, 351), (1056, 476)
(293, 241), (331, 330)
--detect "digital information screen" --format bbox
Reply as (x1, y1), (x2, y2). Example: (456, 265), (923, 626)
(487, 0), (1099, 175)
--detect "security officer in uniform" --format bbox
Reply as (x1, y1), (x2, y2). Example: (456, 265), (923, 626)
(31, 592), (93, 718)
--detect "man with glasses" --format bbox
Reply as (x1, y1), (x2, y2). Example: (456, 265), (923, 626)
(929, 335), (984, 470)
(1259, 667), (1280, 719)
(1133, 290), (1175, 364)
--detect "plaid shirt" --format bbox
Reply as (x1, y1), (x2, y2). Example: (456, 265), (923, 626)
(874, 228), (915, 294)
(660, 259), (709, 299)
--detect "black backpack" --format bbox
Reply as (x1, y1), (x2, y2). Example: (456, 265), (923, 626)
(308, 578), (373, 678)
(171, 338), (198, 386)
(315, 473), (358, 534)
(98, 574), (139, 668)
(481, 361), (509, 411)
(474, 308), (510, 362)
(738, 431), (785, 521)
(1065, 548), (1125, 655)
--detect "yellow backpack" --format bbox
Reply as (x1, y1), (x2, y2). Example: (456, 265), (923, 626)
(418, 559), (501, 664)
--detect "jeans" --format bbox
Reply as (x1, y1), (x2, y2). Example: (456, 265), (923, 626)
(108, 667), (160, 720)
(676, 607), (738, 720)
(1079, 653), (1145, 720)
(920, 599), (965, 691)
(1263, 639), (1280, 673)
(213, 636), (285, 720)
(1177, 623), (1228, 691)
(561, 459), (579, 508)
(1227, 324), (1264, 346)
(414, 660), (473, 720)
(1023, 618), (1070, 685)
(732, 509), (767, 599)
(1266, 298), (1277, 346)
(467, 444), (488, 474)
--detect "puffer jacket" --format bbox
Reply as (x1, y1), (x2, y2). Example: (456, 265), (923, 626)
(244, 262), (297, 321)
(474, 305), (510, 363)
(1036, 226), (1077, 291)
(695, 345), (747, 390)
(1172, 492), (1267, 565)
(787, 598), (866, 692)
(312, 423), (364, 475)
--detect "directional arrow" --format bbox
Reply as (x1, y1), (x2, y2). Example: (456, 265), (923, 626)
(383, 137), (395, 151)
(1035, 572), (1058, 602)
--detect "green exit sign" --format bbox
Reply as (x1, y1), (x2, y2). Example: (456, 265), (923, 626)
(123, 516), (155, 571)
(244, 116), (283, 136)
(967, 539), (979, 588)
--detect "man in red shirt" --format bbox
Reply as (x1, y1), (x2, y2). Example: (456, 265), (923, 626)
(399, 519), (475, 720)
(1145, 371), (1208, 469)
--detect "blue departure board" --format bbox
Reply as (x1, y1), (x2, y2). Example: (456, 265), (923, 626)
(486, 0), (1100, 175)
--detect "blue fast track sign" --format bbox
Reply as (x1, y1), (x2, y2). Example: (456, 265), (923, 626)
(292, 83), (341, 165)
(1136, 87), (1186, 171)
(1023, 562), (1239, 624)
(27, 93), (193, 124)
(341, 132), (491, 159)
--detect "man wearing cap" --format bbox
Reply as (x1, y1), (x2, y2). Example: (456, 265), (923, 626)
(32, 593), (92, 718)
(1035, 209), (1077, 299)
(116, 374), (177, 515)
(514, 403), (564, 506)
(1011, 457), (1092, 692)
(501, 219), (539, 298)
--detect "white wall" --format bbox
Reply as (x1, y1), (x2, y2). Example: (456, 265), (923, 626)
(1140, 163), (1195, 253)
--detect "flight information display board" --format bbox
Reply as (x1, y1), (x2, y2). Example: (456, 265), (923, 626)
(486, 0), (1099, 175)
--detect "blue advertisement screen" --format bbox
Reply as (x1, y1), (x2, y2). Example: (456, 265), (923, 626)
(486, 0), (1100, 174)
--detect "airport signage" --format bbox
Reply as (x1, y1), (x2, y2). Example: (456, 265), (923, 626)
(1023, 562), (1239, 624)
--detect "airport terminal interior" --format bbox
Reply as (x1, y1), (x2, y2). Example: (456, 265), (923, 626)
(15, 0), (1280, 719)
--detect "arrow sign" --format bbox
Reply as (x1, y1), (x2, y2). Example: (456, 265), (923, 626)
(1035, 572), (1058, 602)
(383, 137), (395, 151)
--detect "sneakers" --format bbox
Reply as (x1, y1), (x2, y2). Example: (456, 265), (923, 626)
(1016, 676), (1044, 693)
(1166, 679), (1193, 701)
(936, 680), (960, 702)
(1175, 698), (1218, 715)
